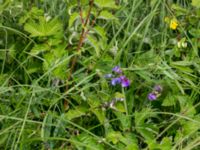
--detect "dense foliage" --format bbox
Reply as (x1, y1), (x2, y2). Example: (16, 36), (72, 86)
(0, 0), (200, 149)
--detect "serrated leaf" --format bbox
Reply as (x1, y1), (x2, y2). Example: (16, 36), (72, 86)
(65, 106), (88, 120)
(94, 0), (118, 9)
(114, 111), (131, 131)
(71, 133), (104, 150)
(43, 44), (69, 79)
(69, 12), (80, 28)
(87, 35), (100, 57)
(30, 44), (49, 55)
(98, 10), (118, 20)
(106, 131), (123, 144)
(162, 93), (176, 106)
(91, 108), (106, 124)
(115, 102), (126, 112)
(24, 17), (62, 37)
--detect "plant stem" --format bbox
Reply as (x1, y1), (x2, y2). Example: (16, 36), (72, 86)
(122, 87), (128, 116)
(64, 0), (94, 110)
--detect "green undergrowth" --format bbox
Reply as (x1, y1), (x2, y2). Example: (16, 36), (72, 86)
(0, 0), (200, 149)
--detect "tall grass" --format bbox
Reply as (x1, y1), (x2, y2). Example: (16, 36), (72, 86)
(0, 0), (200, 149)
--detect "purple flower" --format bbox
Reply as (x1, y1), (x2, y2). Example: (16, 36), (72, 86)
(120, 76), (130, 87)
(104, 74), (113, 78)
(148, 92), (157, 101)
(153, 85), (163, 93)
(111, 77), (121, 86)
(112, 66), (122, 74)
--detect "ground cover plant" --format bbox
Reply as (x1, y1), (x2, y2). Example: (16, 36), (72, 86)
(0, 0), (200, 149)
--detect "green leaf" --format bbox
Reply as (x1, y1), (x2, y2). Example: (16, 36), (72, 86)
(94, 0), (118, 9)
(98, 10), (118, 20)
(42, 114), (53, 140)
(114, 111), (131, 131)
(69, 12), (80, 28)
(192, 0), (200, 8)
(115, 102), (126, 112)
(106, 131), (123, 144)
(65, 106), (88, 120)
(123, 133), (139, 150)
(182, 119), (200, 136)
(24, 17), (62, 37)
(43, 44), (69, 79)
(71, 133), (104, 150)
(189, 28), (200, 38)
(91, 108), (106, 124)
(160, 137), (172, 150)
(162, 93), (176, 106)
(30, 44), (50, 55)
(171, 4), (188, 15)
(87, 35), (101, 57)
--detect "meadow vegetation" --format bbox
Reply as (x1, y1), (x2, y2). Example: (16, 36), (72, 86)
(0, 0), (200, 149)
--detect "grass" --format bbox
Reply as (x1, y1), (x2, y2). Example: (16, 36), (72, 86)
(0, 0), (200, 149)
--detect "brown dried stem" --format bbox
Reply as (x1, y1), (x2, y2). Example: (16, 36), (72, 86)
(64, 0), (94, 110)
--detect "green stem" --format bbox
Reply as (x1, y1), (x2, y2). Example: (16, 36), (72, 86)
(122, 87), (128, 116)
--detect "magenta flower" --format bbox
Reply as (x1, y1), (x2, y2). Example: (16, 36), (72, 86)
(112, 66), (122, 74)
(120, 76), (130, 87)
(148, 92), (157, 101)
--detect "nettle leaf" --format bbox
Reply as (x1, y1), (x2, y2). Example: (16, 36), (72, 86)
(137, 124), (158, 141)
(71, 133), (104, 150)
(123, 133), (139, 150)
(68, 12), (80, 28)
(87, 34), (101, 57)
(182, 118), (200, 136)
(91, 108), (106, 124)
(115, 102), (126, 112)
(30, 44), (50, 55)
(162, 93), (177, 106)
(43, 44), (69, 79)
(65, 106), (88, 120)
(94, 0), (118, 9)
(135, 108), (158, 141)
(114, 111), (131, 131)
(98, 10), (118, 20)
(106, 131), (123, 144)
(135, 108), (156, 126)
(93, 26), (107, 40)
(147, 137), (172, 150)
(24, 17), (62, 37)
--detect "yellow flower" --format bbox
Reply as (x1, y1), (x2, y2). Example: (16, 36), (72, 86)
(170, 19), (178, 30)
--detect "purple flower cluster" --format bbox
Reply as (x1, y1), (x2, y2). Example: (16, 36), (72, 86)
(148, 85), (163, 101)
(105, 66), (130, 87)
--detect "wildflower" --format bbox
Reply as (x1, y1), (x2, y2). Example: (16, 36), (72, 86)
(120, 76), (130, 87)
(112, 66), (122, 74)
(111, 77), (121, 86)
(104, 74), (113, 78)
(153, 85), (163, 93)
(170, 19), (178, 30)
(148, 92), (157, 101)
